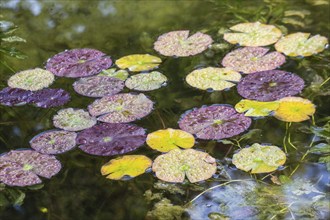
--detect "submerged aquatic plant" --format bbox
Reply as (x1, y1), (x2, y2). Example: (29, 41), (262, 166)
(237, 70), (305, 101)
(125, 71), (167, 91)
(185, 67), (241, 91)
(221, 47), (286, 74)
(178, 105), (251, 140)
(46, 48), (112, 78)
(153, 30), (213, 57)
(235, 99), (280, 117)
(0, 149), (61, 186)
(77, 123), (146, 156)
(115, 54), (161, 72)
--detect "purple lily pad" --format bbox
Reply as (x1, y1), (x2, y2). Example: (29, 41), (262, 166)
(88, 93), (154, 123)
(237, 70), (305, 101)
(27, 88), (71, 108)
(73, 76), (124, 97)
(221, 47), (286, 74)
(0, 87), (33, 106)
(29, 130), (77, 154)
(0, 149), (61, 186)
(45, 48), (112, 78)
(77, 123), (146, 156)
(178, 105), (252, 140)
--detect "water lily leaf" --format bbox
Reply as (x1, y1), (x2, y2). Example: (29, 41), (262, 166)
(125, 71), (167, 91)
(53, 108), (97, 131)
(0, 150), (61, 186)
(274, 97), (315, 122)
(101, 155), (152, 180)
(153, 30), (213, 57)
(27, 88), (71, 108)
(73, 76), (124, 97)
(178, 105), (251, 140)
(235, 99), (279, 117)
(275, 33), (328, 57)
(29, 130), (77, 154)
(185, 67), (241, 91)
(99, 68), (129, 80)
(77, 123), (146, 156)
(8, 68), (54, 91)
(88, 93), (153, 123)
(146, 128), (195, 152)
(0, 87), (33, 106)
(237, 70), (305, 101)
(221, 47), (286, 74)
(46, 48), (112, 78)
(152, 149), (217, 183)
(224, 22), (282, 46)
(232, 143), (286, 173)
(115, 54), (161, 72)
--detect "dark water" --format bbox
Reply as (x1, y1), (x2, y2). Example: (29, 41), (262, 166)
(0, 0), (329, 219)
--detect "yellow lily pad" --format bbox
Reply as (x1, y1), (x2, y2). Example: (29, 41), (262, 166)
(115, 54), (161, 72)
(101, 155), (152, 180)
(275, 32), (328, 57)
(185, 67), (241, 91)
(146, 128), (195, 152)
(274, 97), (315, 122)
(224, 22), (282, 46)
(232, 143), (286, 173)
(235, 99), (280, 117)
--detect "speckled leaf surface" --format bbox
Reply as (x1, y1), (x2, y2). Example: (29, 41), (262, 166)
(125, 71), (167, 91)
(99, 68), (129, 81)
(221, 47), (286, 74)
(46, 48), (112, 78)
(178, 105), (251, 140)
(235, 99), (280, 117)
(237, 70), (305, 101)
(77, 123), (146, 156)
(0, 87), (33, 106)
(27, 88), (71, 108)
(232, 143), (286, 173)
(53, 108), (96, 131)
(88, 93), (154, 123)
(185, 67), (241, 91)
(115, 54), (161, 72)
(152, 149), (217, 183)
(154, 30), (213, 57)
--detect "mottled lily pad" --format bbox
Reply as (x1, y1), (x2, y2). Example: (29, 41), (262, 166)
(73, 76), (124, 97)
(178, 105), (251, 140)
(53, 108), (97, 131)
(235, 99), (280, 117)
(29, 130), (77, 154)
(125, 71), (167, 91)
(146, 128), (195, 152)
(0, 87), (33, 106)
(27, 88), (71, 108)
(0, 149), (61, 186)
(88, 93), (153, 123)
(232, 143), (286, 173)
(221, 47), (286, 74)
(99, 68), (129, 80)
(77, 123), (146, 156)
(274, 97), (315, 122)
(154, 30), (213, 57)
(152, 149), (217, 183)
(101, 155), (152, 180)
(275, 32), (328, 56)
(8, 68), (55, 91)
(46, 48), (112, 78)
(224, 22), (282, 46)
(237, 70), (305, 101)
(185, 67), (241, 91)
(115, 54), (161, 72)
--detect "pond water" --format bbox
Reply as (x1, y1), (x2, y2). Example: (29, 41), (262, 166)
(0, 0), (329, 219)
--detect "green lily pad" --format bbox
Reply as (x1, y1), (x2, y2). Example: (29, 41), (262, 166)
(98, 68), (129, 81)
(275, 32), (328, 57)
(235, 99), (280, 117)
(185, 67), (241, 91)
(8, 68), (55, 91)
(115, 54), (161, 72)
(152, 149), (217, 183)
(224, 22), (282, 46)
(125, 71), (167, 91)
(232, 143), (286, 173)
